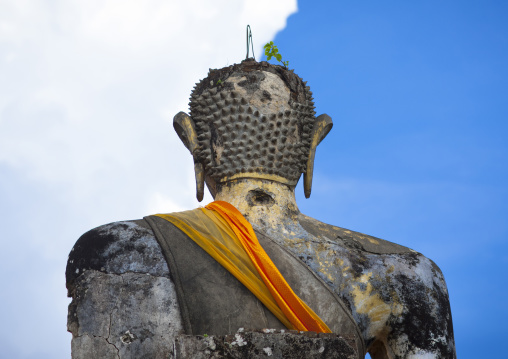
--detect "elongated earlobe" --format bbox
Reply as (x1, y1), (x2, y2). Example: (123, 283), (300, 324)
(194, 162), (205, 202)
(304, 114), (333, 198)
(173, 112), (205, 202)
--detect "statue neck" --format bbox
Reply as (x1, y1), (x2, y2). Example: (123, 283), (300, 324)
(213, 179), (300, 231)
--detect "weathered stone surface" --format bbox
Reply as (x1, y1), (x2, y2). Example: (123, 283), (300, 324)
(67, 212), (456, 358)
(68, 269), (182, 359)
(71, 334), (119, 359)
(66, 220), (169, 288)
(174, 331), (358, 359)
(189, 59), (315, 184)
(67, 59), (456, 358)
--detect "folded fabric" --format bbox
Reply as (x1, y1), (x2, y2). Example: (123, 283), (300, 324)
(155, 200), (331, 333)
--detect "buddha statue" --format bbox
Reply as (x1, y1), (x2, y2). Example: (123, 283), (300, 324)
(66, 59), (456, 358)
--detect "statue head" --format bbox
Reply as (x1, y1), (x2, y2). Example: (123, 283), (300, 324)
(174, 59), (332, 201)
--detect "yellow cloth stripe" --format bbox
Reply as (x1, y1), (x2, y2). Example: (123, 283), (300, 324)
(206, 201), (331, 333)
(155, 201), (331, 333)
(155, 206), (293, 329)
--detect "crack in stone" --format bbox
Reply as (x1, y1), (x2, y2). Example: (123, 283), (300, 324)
(105, 312), (120, 358)
(75, 333), (121, 358)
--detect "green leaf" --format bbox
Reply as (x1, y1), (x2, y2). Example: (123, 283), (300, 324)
(276, 54), (282, 62)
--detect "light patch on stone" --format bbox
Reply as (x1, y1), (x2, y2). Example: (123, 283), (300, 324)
(315, 249), (338, 283)
(213, 143), (224, 163)
(225, 71), (291, 115)
(413, 257), (435, 289)
(368, 238), (380, 245)
(390, 333), (409, 357)
(95, 221), (170, 276)
(231, 333), (247, 347)
(406, 350), (436, 359)
(120, 330), (135, 344)
(205, 336), (216, 350)
(263, 347), (273, 356)
(351, 272), (403, 337)
(215, 180), (299, 231)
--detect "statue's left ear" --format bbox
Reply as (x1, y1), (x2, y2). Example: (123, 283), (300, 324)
(304, 114), (333, 198)
(173, 112), (205, 202)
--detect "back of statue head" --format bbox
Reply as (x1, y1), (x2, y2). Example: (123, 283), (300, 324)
(174, 59), (332, 201)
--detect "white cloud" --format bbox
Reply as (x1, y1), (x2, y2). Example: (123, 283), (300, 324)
(0, 1), (297, 357)
(0, 0), (297, 186)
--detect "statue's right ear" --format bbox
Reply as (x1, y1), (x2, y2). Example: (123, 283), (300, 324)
(173, 112), (195, 152)
(173, 112), (205, 202)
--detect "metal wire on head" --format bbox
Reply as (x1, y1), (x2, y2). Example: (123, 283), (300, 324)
(246, 25), (255, 60)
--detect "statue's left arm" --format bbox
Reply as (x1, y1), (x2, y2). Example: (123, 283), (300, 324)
(368, 254), (456, 359)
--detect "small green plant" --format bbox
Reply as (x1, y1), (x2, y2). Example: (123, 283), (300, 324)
(203, 334), (209, 337)
(264, 41), (289, 68)
(216, 79), (223, 86)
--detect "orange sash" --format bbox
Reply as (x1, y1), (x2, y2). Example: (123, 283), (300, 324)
(155, 201), (331, 333)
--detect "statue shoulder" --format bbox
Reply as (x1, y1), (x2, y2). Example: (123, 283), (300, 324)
(66, 220), (183, 358)
(66, 219), (169, 289)
(298, 214), (455, 357)
(298, 213), (413, 254)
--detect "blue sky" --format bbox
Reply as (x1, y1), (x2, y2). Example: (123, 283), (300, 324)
(280, 2), (507, 358)
(0, 1), (506, 358)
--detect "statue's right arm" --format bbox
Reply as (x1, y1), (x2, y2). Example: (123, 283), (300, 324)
(66, 220), (184, 359)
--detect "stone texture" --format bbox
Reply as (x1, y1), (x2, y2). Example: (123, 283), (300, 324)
(66, 220), (169, 288)
(71, 334), (119, 359)
(174, 331), (358, 359)
(67, 58), (456, 358)
(189, 59), (315, 183)
(68, 269), (183, 359)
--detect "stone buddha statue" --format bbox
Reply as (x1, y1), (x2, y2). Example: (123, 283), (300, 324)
(66, 59), (456, 358)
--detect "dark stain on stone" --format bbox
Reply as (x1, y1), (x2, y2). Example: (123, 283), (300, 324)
(389, 273), (455, 358)
(237, 71), (266, 94)
(399, 251), (421, 267)
(299, 255), (313, 263)
(65, 220), (165, 291)
(339, 235), (365, 252)
(246, 189), (275, 207)
(66, 225), (119, 288)
(193, 59), (309, 104)
(261, 90), (272, 102)
(347, 252), (368, 277)
(209, 124), (221, 165)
